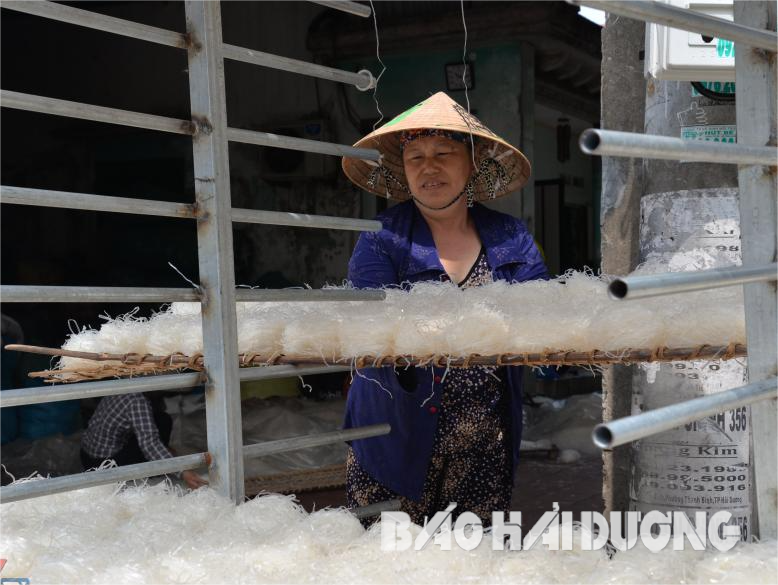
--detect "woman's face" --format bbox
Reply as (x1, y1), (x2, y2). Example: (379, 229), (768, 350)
(402, 136), (473, 208)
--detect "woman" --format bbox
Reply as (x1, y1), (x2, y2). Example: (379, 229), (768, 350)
(341, 92), (547, 527)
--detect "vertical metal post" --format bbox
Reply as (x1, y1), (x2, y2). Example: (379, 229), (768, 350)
(735, 0), (778, 540)
(184, 0), (245, 502)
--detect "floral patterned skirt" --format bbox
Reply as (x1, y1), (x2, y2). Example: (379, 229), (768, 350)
(346, 367), (513, 528)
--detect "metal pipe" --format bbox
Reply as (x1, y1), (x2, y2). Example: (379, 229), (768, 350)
(242, 424), (390, 460)
(608, 262), (777, 300)
(1, 285), (385, 303)
(580, 129), (778, 166)
(1, 90), (193, 135)
(222, 44), (375, 90)
(239, 364), (350, 381)
(234, 288), (386, 302)
(0, 373), (202, 408)
(2, 0), (186, 48)
(593, 378), (778, 449)
(232, 207), (380, 232)
(227, 127), (380, 161)
(309, 0), (372, 18)
(350, 499), (402, 519)
(0, 185), (196, 218)
(569, 0), (778, 52)
(0, 186), (379, 231)
(0, 285), (200, 303)
(0, 453), (209, 504)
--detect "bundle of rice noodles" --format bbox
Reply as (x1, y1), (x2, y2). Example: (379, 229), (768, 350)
(58, 266), (744, 372)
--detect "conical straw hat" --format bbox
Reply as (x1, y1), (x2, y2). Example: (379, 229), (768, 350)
(342, 92), (531, 201)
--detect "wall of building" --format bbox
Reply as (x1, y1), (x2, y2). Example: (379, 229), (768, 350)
(533, 105), (599, 273)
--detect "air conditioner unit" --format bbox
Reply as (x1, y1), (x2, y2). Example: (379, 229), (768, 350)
(645, 0), (735, 82)
(261, 120), (331, 180)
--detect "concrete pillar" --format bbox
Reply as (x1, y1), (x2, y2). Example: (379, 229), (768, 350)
(599, 14), (645, 518)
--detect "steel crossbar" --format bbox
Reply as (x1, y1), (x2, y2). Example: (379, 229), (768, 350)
(0, 185), (197, 218)
(243, 425), (390, 460)
(1, 0), (187, 48)
(0, 453), (210, 504)
(1, 186), (381, 232)
(0, 374), (204, 408)
(1, 89), (194, 134)
(222, 43), (375, 89)
(1, 90), (381, 161)
(593, 378), (778, 448)
(0, 364), (353, 409)
(580, 128), (778, 166)
(226, 126), (380, 160)
(309, 1), (372, 18)
(0, 285), (385, 303)
(608, 263), (778, 300)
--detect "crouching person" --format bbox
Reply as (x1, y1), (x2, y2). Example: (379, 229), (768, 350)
(80, 392), (207, 489)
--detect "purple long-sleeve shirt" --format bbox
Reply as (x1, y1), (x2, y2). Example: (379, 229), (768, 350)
(343, 200), (548, 501)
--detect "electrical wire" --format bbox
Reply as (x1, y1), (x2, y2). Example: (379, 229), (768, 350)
(460, 0), (476, 168)
(368, 0), (387, 131)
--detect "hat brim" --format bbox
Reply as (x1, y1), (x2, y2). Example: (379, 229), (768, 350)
(341, 93), (531, 201)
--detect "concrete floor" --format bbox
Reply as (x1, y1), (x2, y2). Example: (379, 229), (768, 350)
(294, 454), (604, 529)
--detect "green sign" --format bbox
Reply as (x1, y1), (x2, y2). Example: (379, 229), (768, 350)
(691, 81), (736, 97)
(717, 38), (735, 58)
(681, 124), (736, 143)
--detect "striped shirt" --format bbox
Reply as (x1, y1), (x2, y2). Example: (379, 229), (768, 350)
(81, 393), (173, 462)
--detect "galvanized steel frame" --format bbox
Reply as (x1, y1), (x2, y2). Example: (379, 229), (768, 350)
(0, 0), (388, 505)
(184, 0), (245, 501)
(1, 423), (389, 504)
(577, 0), (777, 539)
(733, 0), (777, 540)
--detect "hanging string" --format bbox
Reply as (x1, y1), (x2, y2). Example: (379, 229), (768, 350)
(369, 0), (387, 131)
(460, 0), (476, 169)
